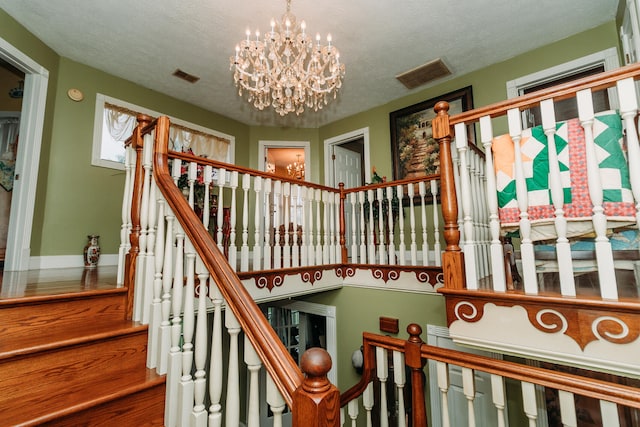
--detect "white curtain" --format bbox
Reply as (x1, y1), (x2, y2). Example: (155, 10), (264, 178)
(105, 107), (137, 141)
(169, 126), (230, 162)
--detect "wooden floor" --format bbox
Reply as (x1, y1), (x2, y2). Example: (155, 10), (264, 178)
(0, 265), (119, 300)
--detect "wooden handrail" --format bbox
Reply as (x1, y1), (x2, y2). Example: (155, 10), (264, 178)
(448, 61), (640, 126)
(150, 117), (305, 406)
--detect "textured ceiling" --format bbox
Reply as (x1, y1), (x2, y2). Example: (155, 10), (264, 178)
(0, 0), (619, 128)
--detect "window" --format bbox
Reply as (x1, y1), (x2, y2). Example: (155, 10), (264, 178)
(506, 47), (620, 128)
(91, 94), (235, 170)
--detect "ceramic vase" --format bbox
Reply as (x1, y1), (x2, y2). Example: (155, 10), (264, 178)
(84, 234), (100, 268)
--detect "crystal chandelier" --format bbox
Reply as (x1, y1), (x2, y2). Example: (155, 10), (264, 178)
(287, 154), (305, 179)
(230, 0), (345, 116)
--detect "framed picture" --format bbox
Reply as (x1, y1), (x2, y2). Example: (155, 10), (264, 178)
(390, 86), (474, 181)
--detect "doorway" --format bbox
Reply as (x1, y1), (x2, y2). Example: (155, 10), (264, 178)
(0, 37), (49, 271)
(323, 127), (370, 188)
(0, 58), (23, 265)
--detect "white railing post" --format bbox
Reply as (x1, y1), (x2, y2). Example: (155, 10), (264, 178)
(253, 176), (263, 271)
(225, 309), (241, 427)
(241, 173), (250, 272)
(147, 198), (165, 369)
(228, 171), (239, 270)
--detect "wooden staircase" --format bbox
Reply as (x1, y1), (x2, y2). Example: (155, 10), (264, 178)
(0, 273), (165, 426)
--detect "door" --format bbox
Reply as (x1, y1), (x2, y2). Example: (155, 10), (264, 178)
(333, 144), (361, 189)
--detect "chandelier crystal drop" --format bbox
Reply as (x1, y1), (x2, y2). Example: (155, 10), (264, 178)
(230, 0), (345, 116)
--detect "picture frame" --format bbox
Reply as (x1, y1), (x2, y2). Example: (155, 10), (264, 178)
(390, 86), (475, 181)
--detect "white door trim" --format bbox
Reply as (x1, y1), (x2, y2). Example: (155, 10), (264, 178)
(0, 36), (49, 271)
(258, 140), (311, 180)
(323, 127), (370, 187)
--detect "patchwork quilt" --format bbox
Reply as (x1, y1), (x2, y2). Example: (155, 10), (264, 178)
(492, 110), (636, 241)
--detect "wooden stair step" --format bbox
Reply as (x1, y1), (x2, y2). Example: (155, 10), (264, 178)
(0, 288), (128, 344)
(0, 325), (151, 426)
(19, 369), (165, 427)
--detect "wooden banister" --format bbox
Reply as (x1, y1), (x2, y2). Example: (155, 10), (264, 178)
(433, 101), (465, 290)
(124, 114), (152, 320)
(151, 117), (304, 405)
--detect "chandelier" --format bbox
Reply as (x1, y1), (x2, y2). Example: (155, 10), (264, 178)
(230, 0), (345, 116)
(287, 154), (305, 179)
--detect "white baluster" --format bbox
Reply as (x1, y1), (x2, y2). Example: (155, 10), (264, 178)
(600, 400), (621, 427)
(187, 161), (197, 208)
(315, 189), (323, 265)
(157, 212), (174, 375)
(408, 183), (424, 266)
(541, 99), (576, 296)
(479, 116), (507, 292)
(216, 168), (226, 252)
(245, 339), (262, 427)
(348, 399), (359, 427)
(387, 187), (396, 265)
(263, 179), (272, 270)
(376, 346), (389, 427)
(521, 381), (538, 427)
(455, 123), (478, 289)
(363, 382), (374, 427)
(203, 165), (212, 233)
(178, 244), (195, 427)
(192, 264), (208, 427)
(558, 390), (577, 427)
(376, 188), (386, 264)
(117, 146), (133, 285)
(323, 190), (331, 264)
(307, 186), (316, 266)
(253, 176), (263, 271)
(241, 173), (251, 272)
(617, 78), (640, 226)
(398, 184), (408, 266)
(267, 374), (286, 427)
(358, 191), (367, 263)
(147, 199), (165, 369)
(508, 108), (538, 294)
(300, 186), (308, 266)
(490, 374), (506, 427)
(335, 192), (342, 262)
(350, 192), (359, 263)
(142, 181), (158, 325)
(577, 89), (617, 300)
(273, 181), (282, 269)
(367, 189), (376, 264)
(283, 182), (291, 267)
(292, 184), (300, 267)
(228, 171), (239, 269)
(436, 361), (450, 427)
(225, 309), (241, 427)
(165, 231), (184, 427)
(432, 180), (442, 266)
(462, 367), (476, 427)
(419, 182), (429, 266)
(208, 284), (224, 427)
(393, 351), (406, 427)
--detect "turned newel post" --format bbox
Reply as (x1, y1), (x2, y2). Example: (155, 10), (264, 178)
(124, 114), (153, 320)
(339, 183), (348, 263)
(405, 324), (427, 426)
(432, 102), (465, 289)
(293, 348), (340, 427)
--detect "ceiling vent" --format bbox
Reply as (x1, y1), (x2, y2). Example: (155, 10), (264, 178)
(395, 59), (451, 90)
(172, 69), (200, 84)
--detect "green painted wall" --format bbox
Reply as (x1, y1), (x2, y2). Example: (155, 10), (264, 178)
(318, 22), (620, 179)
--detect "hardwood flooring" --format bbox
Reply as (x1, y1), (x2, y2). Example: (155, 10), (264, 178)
(0, 265), (119, 299)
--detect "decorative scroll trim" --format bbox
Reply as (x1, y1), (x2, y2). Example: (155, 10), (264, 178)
(444, 294), (640, 350)
(347, 265), (443, 286)
(301, 270), (323, 285)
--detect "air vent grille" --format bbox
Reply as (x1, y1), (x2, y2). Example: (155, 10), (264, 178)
(172, 69), (200, 84)
(395, 59), (451, 90)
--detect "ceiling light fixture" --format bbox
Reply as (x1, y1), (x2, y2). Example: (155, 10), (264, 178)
(230, 0), (345, 116)
(287, 154), (305, 179)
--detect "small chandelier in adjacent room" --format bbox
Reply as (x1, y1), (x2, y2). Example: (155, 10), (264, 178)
(287, 154), (305, 179)
(230, 0), (345, 116)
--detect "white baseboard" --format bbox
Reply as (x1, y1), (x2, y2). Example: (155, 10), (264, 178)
(29, 254), (118, 270)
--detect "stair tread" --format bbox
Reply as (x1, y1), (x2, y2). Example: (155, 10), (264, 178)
(0, 367), (165, 426)
(0, 320), (147, 360)
(0, 286), (126, 307)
